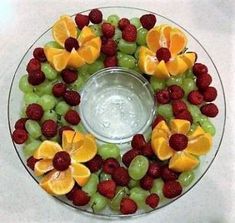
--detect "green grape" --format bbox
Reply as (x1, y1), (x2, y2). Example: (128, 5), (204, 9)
(41, 110), (57, 123)
(134, 46), (141, 59)
(25, 135), (34, 144)
(113, 28), (122, 42)
(89, 24), (102, 36)
(201, 120), (216, 136)
(130, 187), (150, 209)
(107, 14), (120, 26)
(20, 106), (27, 117)
(185, 69), (195, 79)
(128, 155), (149, 180)
(151, 178), (164, 200)
(38, 95), (57, 111)
(23, 140), (41, 157)
(41, 63), (58, 80)
(118, 39), (137, 55)
(198, 114), (208, 125)
(118, 54), (136, 69)
(55, 101), (70, 115)
(166, 75), (183, 86)
(70, 76), (84, 91)
(109, 187), (129, 210)
(117, 52), (124, 60)
(178, 171), (195, 187)
(87, 60), (104, 75)
(90, 192), (107, 212)
(130, 17), (141, 29)
(25, 120), (42, 139)
(137, 28), (148, 46)
(77, 28), (81, 37)
(157, 104), (173, 120)
(128, 179), (139, 188)
(182, 78), (197, 95)
(50, 134), (59, 142)
(34, 80), (54, 96)
(133, 64), (142, 74)
(98, 144), (120, 160)
(44, 41), (62, 48)
(98, 53), (106, 62)
(150, 76), (166, 91)
(82, 174), (99, 196)
(72, 123), (86, 133)
(99, 172), (112, 181)
(19, 75), (33, 93)
(24, 93), (39, 105)
(60, 116), (69, 126)
(187, 104), (201, 122)
(188, 123), (198, 134)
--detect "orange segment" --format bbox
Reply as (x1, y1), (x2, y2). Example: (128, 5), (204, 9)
(62, 131), (76, 151)
(155, 120), (171, 134)
(34, 141), (62, 160)
(154, 60), (170, 79)
(146, 27), (161, 52)
(71, 132), (85, 151)
(52, 51), (70, 71)
(77, 45), (100, 64)
(70, 163), (91, 186)
(78, 26), (96, 46)
(44, 47), (64, 63)
(188, 126), (205, 140)
(166, 56), (188, 76)
(67, 49), (85, 68)
(83, 36), (101, 50)
(34, 159), (53, 177)
(160, 25), (172, 48)
(170, 119), (190, 134)
(180, 52), (196, 68)
(169, 29), (187, 56)
(152, 128), (169, 140)
(40, 169), (75, 195)
(169, 152), (199, 172)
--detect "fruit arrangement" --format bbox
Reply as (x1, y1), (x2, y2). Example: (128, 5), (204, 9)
(11, 8), (219, 215)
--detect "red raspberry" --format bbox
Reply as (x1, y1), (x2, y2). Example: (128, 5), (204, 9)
(72, 189), (90, 206)
(104, 55), (118, 67)
(26, 103), (44, 121)
(101, 38), (117, 56)
(161, 166), (179, 181)
(168, 85), (184, 100)
(26, 58), (41, 74)
(41, 119), (58, 138)
(172, 100), (187, 116)
(155, 89), (170, 104)
(193, 63), (208, 77)
(196, 73), (212, 90)
(12, 129), (28, 144)
(102, 22), (115, 38)
(156, 47), (171, 63)
(58, 126), (73, 138)
(152, 115), (166, 129)
(140, 14), (157, 30)
(122, 149), (141, 167)
(140, 175), (154, 190)
(66, 184), (80, 201)
(163, 181), (182, 198)
(188, 90), (204, 105)
(175, 110), (193, 123)
(97, 179), (116, 199)
(89, 8), (103, 24)
(52, 82), (66, 97)
(26, 156), (39, 171)
(14, 118), (28, 130)
(145, 193), (159, 208)
(147, 162), (161, 178)
(142, 142), (154, 158)
(33, 47), (47, 62)
(202, 86), (217, 102)
(63, 90), (81, 106)
(64, 109), (80, 125)
(75, 13), (89, 29)
(169, 133), (188, 151)
(112, 167), (130, 186)
(131, 134), (146, 150)
(118, 18), (130, 30)
(122, 24), (137, 42)
(64, 37), (79, 52)
(85, 154), (103, 173)
(200, 103), (219, 117)
(61, 69), (78, 84)
(102, 158), (120, 175)
(53, 151), (71, 171)
(120, 197), (137, 215)
(28, 70), (45, 86)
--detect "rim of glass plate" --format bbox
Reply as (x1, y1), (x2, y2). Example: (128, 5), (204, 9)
(7, 6), (226, 219)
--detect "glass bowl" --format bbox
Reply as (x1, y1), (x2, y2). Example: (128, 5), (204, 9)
(8, 6), (226, 218)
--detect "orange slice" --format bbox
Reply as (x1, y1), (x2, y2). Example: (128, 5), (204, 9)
(152, 128), (169, 140)
(155, 120), (171, 134)
(188, 126), (205, 140)
(169, 151), (199, 172)
(78, 45), (100, 64)
(146, 27), (161, 52)
(52, 51), (70, 71)
(71, 132), (85, 151)
(78, 26), (96, 46)
(44, 47), (64, 63)
(62, 131), (76, 151)
(166, 56), (188, 75)
(34, 141), (62, 160)
(180, 52), (197, 68)
(170, 119), (190, 134)
(34, 159), (53, 177)
(83, 36), (101, 50)
(160, 25), (172, 48)
(154, 60), (170, 79)
(40, 169), (75, 195)
(70, 163), (91, 186)
(67, 49), (85, 69)
(169, 29), (187, 56)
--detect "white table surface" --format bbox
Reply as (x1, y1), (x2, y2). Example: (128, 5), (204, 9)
(0, 0), (234, 222)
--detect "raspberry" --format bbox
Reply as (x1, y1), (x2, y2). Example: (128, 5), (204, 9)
(175, 109), (193, 123)
(118, 18), (130, 30)
(72, 189), (90, 206)
(147, 162), (161, 178)
(120, 197), (137, 214)
(52, 82), (66, 97)
(152, 115), (166, 129)
(53, 151), (71, 171)
(169, 133), (188, 151)
(64, 109), (80, 125)
(61, 69), (78, 84)
(155, 89), (170, 104)
(140, 14), (157, 30)
(75, 13), (89, 29)
(104, 55), (118, 67)
(58, 126), (73, 138)
(97, 179), (116, 199)
(64, 37), (79, 52)
(142, 142), (154, 158)
(168, 85), (184, 100)
(202, 86), (217, 102)
(41, 119), (58, 138)
(102, 158), (120, 175)
(89, 9), (103, 24)
(112, 167), (130, 186)
(163, 181), (182, 198)
(156, 47), (171, 63)
(200, 103), (218, 117)
(26, 103), (44, 121)
(131, 134), (146, 150)
(145, 193), (159, 208)
(101, 38), (117, 56)
(33, 47), (47, 62)
(26, 58), (41, 74)
(14, 118), (28, 130)
(102, 22), (115, 38)
(122, 24), (137, 42)
(196, 73), (212, 90)
(66, 184), (80, 201)
(28, 70), (45, 86)
(63, 90), (81, 106)
(85, 155), (103, 173)
(12, 129), (28, 144)
(188, 90), (204, 105)
(122, 149), (141, 167)
(193, 63), (208, 77)
(172, 100), (188, 116)
(26, 156), (39, 171)
(140, 175), (154, 190)
(161, 166), (179, 181)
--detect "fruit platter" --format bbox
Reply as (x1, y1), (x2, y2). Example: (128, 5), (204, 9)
(8, 7), (225, 217)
